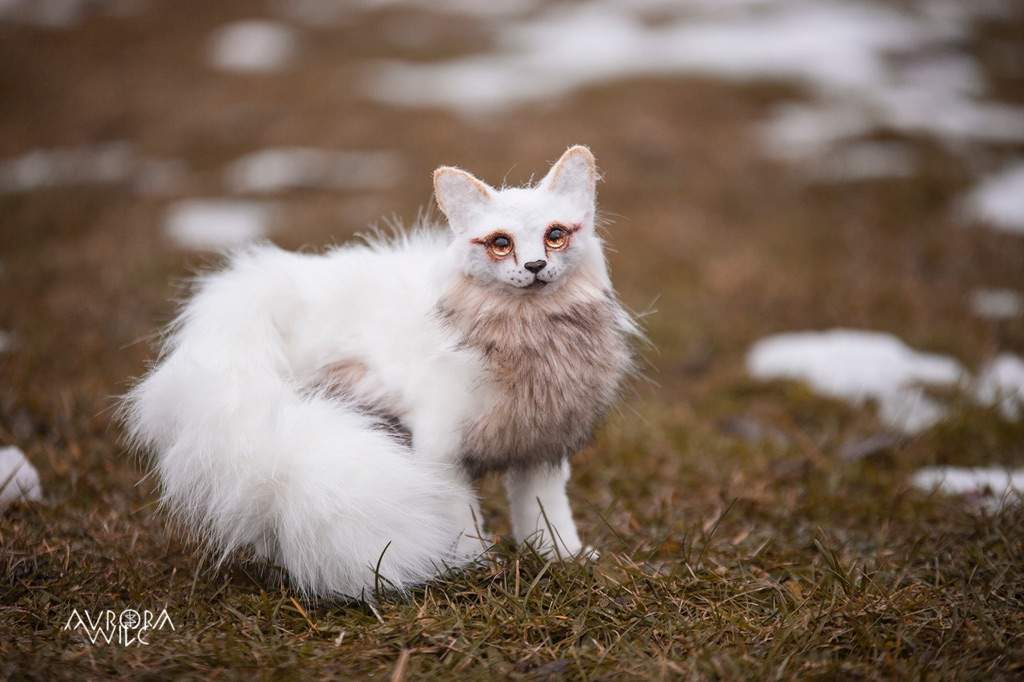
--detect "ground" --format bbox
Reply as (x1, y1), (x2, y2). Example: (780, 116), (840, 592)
(2, 1), (1024, 679)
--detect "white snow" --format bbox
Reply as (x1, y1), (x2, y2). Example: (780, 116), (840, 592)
(163, 200), (274, 251)
(362, 0), (1024, 175)
(970, 289), (1023, 320)
(911, 466), (1024, 510)
(0, 143), (134, 192)
(363, 1), (1012, 113)
(746, 330), (1024, 430)
(0, 144), (185, 195)
(866, 94), (1024, 144)
(225, 148), (403, 193)
(0, 446), (42, 509)
(761, 95), (1024, 164)
(976, 354), (1024, 420)
(963, 162), (1024, 235)
(208, 20), (298, 73)
(275, 0), (538, 26)
(760, 104), (874, 162)
(367, 2), (941, 113)
(746, 329), (966, 433)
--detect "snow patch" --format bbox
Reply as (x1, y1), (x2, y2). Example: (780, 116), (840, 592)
(0, 143), (185, 195)
(276, 0), (538, 26)
(963, 162), (1024, 235)
(762, 98), (1024, 164)
(163, 200), (274, 251)
(0, 143), (133, 191)
(208, 20), (298, 73)
(976, 354), (1024, 420)
(746, 329), (965, 433)
(760, 104), (874, 162)
(911, 466), (1024, 510)
(225, 148), (403, 193)
(0, 446), (42, 509)
(970, 289), (1023, 320)
(367, 2), (945, 113)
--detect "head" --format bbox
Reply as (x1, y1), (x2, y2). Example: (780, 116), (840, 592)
(434, 145), (605, 293)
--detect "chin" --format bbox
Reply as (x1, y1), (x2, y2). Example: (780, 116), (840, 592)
(527, 278), (570, 295)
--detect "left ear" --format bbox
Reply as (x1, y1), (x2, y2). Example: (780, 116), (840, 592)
(434, 166), (496, 234)
(541, 145), (598, 212)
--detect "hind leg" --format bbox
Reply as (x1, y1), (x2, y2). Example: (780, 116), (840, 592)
(405, 397), (489, 557)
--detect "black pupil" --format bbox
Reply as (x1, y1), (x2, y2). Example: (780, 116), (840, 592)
(549, 229), (564, 240)
(493, 237), (509, 249)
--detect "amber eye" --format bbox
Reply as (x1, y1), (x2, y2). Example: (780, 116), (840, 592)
(545, 225), (568, 250)
(488, 234), (514, 258)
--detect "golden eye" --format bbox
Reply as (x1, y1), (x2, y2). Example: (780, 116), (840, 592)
(488, 233), (514, 258)
(545, 225), (568, 250)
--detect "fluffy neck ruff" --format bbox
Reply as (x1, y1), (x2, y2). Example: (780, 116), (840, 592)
(437, 263), (636, 478)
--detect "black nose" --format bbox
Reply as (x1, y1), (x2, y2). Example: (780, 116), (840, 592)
(524, 260), (547, 274)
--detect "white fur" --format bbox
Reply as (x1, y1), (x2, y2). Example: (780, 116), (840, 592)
(505, 460), (582, 558)
(124, 146), (615, 598)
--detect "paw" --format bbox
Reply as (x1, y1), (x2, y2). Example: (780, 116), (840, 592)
(524, 534), (596, 562)
(549, 543), (599, 563)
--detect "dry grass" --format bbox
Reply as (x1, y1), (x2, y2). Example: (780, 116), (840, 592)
(2, 1), (1024, 679)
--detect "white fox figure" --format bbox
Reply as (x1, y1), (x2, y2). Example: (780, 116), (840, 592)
(123, 145), (638, 599)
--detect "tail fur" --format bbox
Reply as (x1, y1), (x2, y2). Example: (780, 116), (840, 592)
(121, 246), (479, 599)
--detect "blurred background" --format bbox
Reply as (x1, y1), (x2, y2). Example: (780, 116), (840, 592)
(2, 0), (1024, 675)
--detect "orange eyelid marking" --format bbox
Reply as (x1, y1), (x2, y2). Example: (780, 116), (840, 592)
(471, 230), (513, 245)
(471, 230), (515, 261)
(544, 222), (579, 252)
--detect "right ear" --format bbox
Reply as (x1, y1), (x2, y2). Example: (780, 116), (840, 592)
(433, 166), (495, 234)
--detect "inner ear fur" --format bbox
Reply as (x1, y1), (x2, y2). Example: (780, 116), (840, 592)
(433, 166), (495, 233)
(542, 145), (598, 200)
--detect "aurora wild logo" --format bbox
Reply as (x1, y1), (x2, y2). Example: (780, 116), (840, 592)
(63, 608), (175, 646)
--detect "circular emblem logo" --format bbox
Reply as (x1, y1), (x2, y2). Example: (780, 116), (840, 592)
(119, 609), (142, 629)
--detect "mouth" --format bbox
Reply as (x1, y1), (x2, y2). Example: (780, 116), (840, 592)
(525, 278), (548, 290)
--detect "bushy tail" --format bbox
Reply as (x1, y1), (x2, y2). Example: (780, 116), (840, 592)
(121, 248), (480, 599)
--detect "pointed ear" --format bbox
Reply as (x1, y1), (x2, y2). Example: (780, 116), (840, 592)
(542, 145), (598, 208)
(433, 166), (495, 234)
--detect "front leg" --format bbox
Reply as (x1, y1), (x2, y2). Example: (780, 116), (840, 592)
(505, 459), (585, 559)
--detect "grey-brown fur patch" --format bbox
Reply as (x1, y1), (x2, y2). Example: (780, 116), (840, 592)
(437, 268), (636, 478)
(313, 358), (411, 447)
(319, 358), (370, 395)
